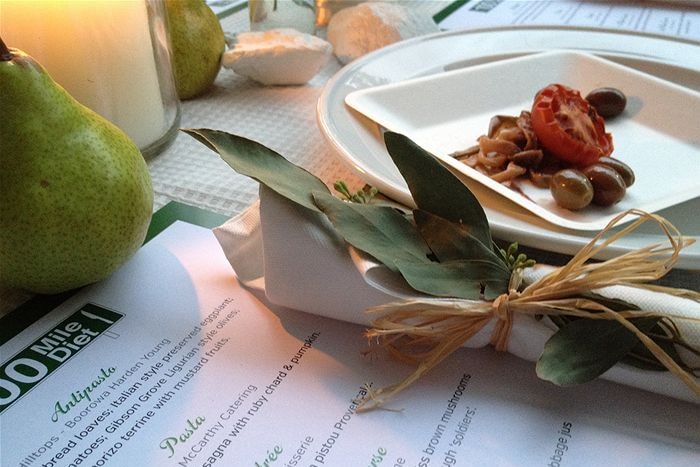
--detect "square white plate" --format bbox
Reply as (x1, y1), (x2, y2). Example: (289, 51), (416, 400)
(345, 50), (700, 231)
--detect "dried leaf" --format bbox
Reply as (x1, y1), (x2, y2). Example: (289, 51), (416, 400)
(183, 129), (328, 212)
(312, 191), (431, 273)
(384, 132), (493, 249)
(414, 210), (506, 267)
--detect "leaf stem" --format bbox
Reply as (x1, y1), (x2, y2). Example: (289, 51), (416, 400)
(498, 242), (536, 274)
(334, 180), (379, 204)
(0, 36), (14, 62)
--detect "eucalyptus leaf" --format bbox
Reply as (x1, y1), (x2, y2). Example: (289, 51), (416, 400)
(394, 258), (510, 300)
(312, 191), (431, 272)
(413, 210), (509, 269)
(536, 317), (659, 386)
(183, 129), (328, 212)
(540, 295), (686, 372)
(384, 132), (492, 249)
(580, 292), (640, 312)
(624, 321), (686, 371)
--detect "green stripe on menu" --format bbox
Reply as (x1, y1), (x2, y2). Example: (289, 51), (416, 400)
(433, 0), (472, 25)
(0, 202), (229, 345)
(143, 201), (229, 243)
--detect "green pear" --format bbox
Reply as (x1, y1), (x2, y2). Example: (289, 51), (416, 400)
(0, 38), (153, 295)
(165, 0), (226, 100)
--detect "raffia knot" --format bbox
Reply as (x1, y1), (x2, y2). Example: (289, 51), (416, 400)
(359, 210), (699, 411)
(490, 288), (520, 352)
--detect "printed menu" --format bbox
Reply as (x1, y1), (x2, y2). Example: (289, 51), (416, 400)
(1, 211), (698, 466)
(436, 0), (700, 42)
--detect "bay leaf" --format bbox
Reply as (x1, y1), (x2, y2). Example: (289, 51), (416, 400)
(573, 294), (685, 371)
(183, 129), (328, 212)
(394, 258), (510, 300)
(536, 317), (659, 386)
(384, 132), (492, 249)
(312, 191), (431, 272)
(624, 321), (686, 371)
(413, 210), (508, 268)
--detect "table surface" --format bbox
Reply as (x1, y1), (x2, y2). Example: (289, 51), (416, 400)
(148, 2), (456, 216)
(1, 2), (697, 314)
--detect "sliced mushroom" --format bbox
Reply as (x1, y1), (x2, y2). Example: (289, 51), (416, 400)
(462, 154), (479, 167)
(478, 150), (508, 169)
(516, 111), (538, 150)
(510, 149), (543, 168)
(451, 144), (479, 159)
(490, 162), (527, 182)
(529, 169), (553, 188)
(478, 135), (520, 157)
(488, 115), (527, 147)
(488, 115), (518, 138)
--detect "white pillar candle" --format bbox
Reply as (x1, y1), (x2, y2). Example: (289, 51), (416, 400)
(0, 0), (170, 150)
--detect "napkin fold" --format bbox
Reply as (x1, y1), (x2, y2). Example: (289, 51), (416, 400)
(214, 186), (699, 404)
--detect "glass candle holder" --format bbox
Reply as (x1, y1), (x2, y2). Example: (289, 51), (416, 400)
(0, 0), (180, 158)
(249, 0), (317, 35)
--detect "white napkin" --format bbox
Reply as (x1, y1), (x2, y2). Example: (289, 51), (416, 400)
(214, 186), (700, 404)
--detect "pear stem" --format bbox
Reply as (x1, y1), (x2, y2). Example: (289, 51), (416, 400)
(0, 36), (13, 62)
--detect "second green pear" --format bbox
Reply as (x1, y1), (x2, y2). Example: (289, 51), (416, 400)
(165, 0), (226, 100)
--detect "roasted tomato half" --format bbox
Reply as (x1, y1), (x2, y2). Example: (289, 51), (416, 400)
(531, 83), (613, 166)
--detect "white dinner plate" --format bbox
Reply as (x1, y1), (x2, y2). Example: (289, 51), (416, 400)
(345, 50), (700, 231)
(317, 26), (700, 270)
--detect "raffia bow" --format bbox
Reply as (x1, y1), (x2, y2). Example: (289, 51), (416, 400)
(359, 209), (700, 411)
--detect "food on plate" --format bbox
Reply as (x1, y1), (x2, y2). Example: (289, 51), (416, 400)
(452, 83), (633, 210)
(585, 87), (628, 119)
(597, 156), (635, 187)
(549, 169), (594, 210)
(531, 83), (613, 166)
(581, 163), (627, 207)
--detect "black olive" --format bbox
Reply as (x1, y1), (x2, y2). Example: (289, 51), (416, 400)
(598, 156), (635, 187)
(583, 164), (627, 206)
(549, 169), (594, 210)
(585, 87), (627, 119)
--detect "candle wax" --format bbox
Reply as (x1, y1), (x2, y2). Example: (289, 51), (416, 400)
(0, 0), (168, 150)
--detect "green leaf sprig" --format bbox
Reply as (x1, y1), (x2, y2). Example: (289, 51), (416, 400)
(334, 181), (379, 204)
(499, 242), (536, 273)
(185, 128), (700, 408)
(185, 129), (514, 301)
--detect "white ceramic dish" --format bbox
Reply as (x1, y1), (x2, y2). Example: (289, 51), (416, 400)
(345, 50), (700, 231)
(317, 26), (700, 270)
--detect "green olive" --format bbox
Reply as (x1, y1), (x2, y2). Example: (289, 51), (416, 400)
(585, 87), (627, 119)
(583, 164), (627, 206)
(549, 169), (594, 210)
(598, 156), (635, 187)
